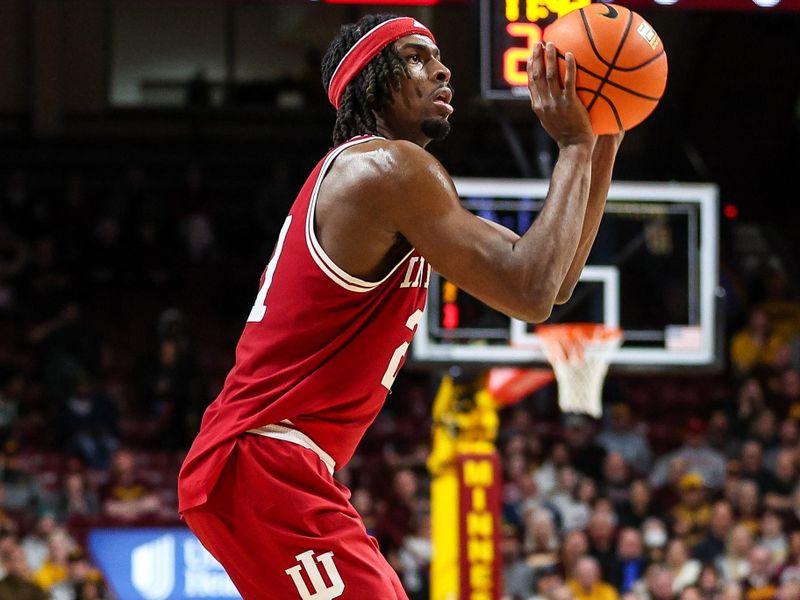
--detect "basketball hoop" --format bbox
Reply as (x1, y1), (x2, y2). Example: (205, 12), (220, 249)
(537, 324), (622, 418)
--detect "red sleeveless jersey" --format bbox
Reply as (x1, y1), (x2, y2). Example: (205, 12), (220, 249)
(178, 136), (430, 512)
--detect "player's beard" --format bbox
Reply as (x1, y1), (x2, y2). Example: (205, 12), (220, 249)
(421, 117), (451, 141)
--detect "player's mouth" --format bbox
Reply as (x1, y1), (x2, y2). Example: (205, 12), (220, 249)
(432, 87), (454, 115)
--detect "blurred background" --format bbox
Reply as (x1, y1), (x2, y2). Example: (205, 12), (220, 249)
(0, 1), (798, 599)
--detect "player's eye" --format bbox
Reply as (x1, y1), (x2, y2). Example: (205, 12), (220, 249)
(407, 54), (421, 64)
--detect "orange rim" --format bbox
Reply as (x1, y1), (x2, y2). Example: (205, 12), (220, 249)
(536, 323), (622, 343)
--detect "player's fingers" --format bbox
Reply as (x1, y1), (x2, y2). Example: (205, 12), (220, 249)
(527, 43), (545, 106)
(545, 42), (560, 97)
(563, 52), (577, 98)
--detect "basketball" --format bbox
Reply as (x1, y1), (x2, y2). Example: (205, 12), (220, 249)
(543, 3), (668, 135)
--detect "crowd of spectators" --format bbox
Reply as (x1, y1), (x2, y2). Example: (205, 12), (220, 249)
(2, 158), (800, 600)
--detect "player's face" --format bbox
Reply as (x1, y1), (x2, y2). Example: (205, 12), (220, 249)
(380, 34), (453, 146)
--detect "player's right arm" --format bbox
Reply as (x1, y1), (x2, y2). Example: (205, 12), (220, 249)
(370, 44), (595, 323)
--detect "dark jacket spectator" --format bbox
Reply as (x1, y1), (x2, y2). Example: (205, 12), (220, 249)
(0, 543), (47, 600)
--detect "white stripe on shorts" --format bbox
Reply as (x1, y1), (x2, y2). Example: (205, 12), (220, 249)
(247, 423), (336, 475)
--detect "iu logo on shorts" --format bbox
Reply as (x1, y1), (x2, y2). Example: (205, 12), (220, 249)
(285, 550), (345, 600)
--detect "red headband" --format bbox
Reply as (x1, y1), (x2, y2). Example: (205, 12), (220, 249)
(327, 17), (436, 110)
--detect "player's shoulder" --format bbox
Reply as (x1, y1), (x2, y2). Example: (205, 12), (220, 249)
(337, 137), (447, 187)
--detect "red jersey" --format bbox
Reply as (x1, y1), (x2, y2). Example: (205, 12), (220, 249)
(178, 136), (430, 512)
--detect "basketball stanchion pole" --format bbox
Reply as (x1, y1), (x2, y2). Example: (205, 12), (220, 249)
(428, 369), (553, 600)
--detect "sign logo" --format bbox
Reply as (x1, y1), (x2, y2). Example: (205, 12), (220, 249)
(285, 550), (345, 600)
(601, 4), (619, 18)
(132, 535), (176, 600)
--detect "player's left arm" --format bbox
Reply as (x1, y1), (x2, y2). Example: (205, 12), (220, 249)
(554, 132), (624, 304)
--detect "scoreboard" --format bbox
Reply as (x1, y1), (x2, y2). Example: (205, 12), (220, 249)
(480, 0), (800, 100)
(480, 0), (592, 100)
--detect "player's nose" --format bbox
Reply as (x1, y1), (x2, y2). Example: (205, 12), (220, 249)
(431, 59), (451, 84)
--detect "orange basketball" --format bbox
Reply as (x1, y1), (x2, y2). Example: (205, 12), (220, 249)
(543, 4), (668, 135)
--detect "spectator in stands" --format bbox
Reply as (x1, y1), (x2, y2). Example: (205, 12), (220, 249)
(641, 518), (669, 565)
(664, 539), (701, 593)
(692, 500), (734, 563)
(718, 582), (743, 600)
(732, 379), (768, 440)
(21, 511), (59, 572)
(740, 546), (778, 600)
(601, 453), (631, 508)
(177, 164), (216, 263)
(562, 530), (590, 580)
(781, 484), (800, 533)
(57, 471), (100, 521)
(705, 410), (738, 458)
(75, 578), (108, 600)
(764, 419), (798, 470)
(377, 468), (420, 551)
(780, 370), (800, 420)
(525, 509), (560, 565)
(696, 563), (722, 599)
(32, 529), (71, 593)
(0, 441), (42, 513)
(717, 524), (754, 582)
(563, 416), (607, 482)
(0, 541), (47, 600)
(59, 546), (104, 600)
(633, 564), (675, 600)
(398, 513), (431, 600)
(567, 556), (619, 600)
(650, 419), (726, 490)
(778, 578), (800, 600)
(609, 528), (647, 594)
(351, 487), (377, 535)
(141, 337), (197, 449)
(101, 449), (161, 521)
(527, 563), (564, 600)
(730, 309), (784, 374)
(747, 412), (778, 456)
(549, 467), (591, 532)
(502, 524), (533, 599)
(759, 510), (788, 566)
(670, 473), (711, 546)
(535, 442), (572, 497)
(60, 373), (118, 470)
(617, 480), (658, 529)
(597, 404), (653, 475)
(732, 480), (761, 535)
(763, 448), (796, 511)
(587, 509), (618, 580)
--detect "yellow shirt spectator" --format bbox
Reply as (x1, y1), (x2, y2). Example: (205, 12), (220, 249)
(568, 556), (620, 600)
(32, 559), (68, 590)
(568, 579), (620, 600)
(730, 310), (784, 372)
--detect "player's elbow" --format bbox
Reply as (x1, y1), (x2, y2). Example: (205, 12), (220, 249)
(517, 293), (555, 323)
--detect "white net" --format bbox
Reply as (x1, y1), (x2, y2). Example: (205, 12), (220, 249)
(537, 324), (622, 419)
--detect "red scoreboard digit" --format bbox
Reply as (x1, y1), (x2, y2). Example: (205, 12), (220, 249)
(480, 0), (591, 99)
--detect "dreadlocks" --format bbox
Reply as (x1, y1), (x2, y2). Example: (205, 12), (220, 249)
(321, 14), (410, 146)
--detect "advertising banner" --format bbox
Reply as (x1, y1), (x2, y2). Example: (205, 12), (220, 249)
(88, 528), (240, 600)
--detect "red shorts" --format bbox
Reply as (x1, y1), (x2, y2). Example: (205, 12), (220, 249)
(182, 434), (409, 600)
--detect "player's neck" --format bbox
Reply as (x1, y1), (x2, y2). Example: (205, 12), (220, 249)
(374, 114), (430, 148)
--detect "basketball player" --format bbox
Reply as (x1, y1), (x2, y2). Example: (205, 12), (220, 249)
(179, 13), (622, 599)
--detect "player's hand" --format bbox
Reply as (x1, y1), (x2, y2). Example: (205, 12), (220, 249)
(528, 42), (596, 149)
